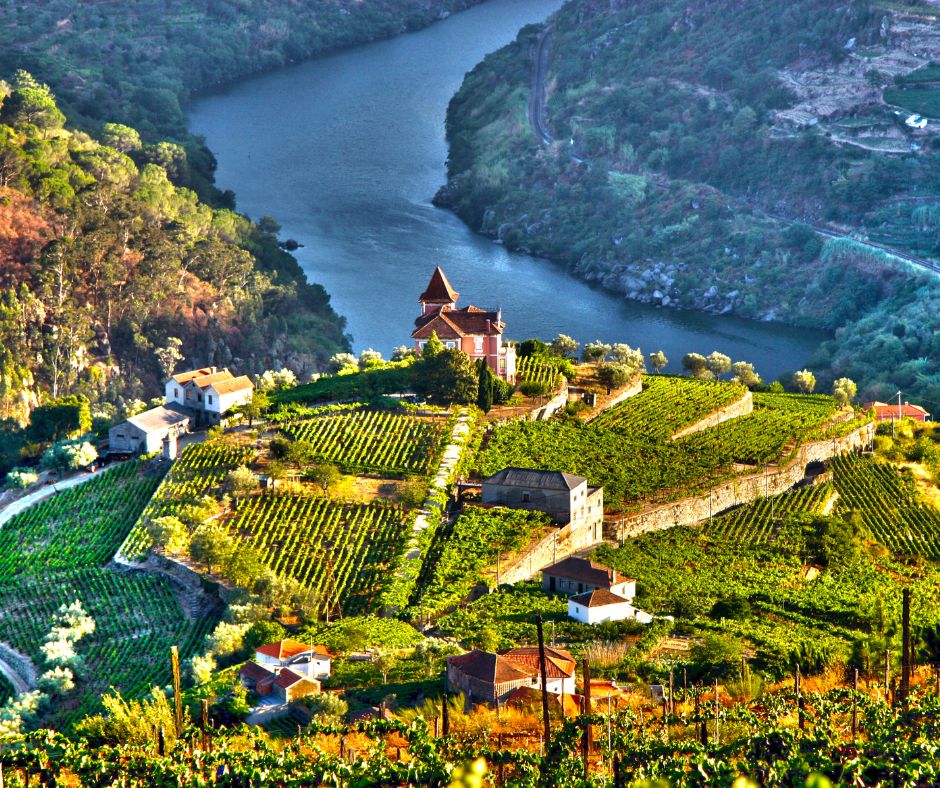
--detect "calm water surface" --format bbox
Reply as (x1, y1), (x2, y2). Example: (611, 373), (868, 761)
(188, 0), (825, 378)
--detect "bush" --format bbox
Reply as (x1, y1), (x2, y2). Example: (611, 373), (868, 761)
(269, 436), (291, 459)
(520, 380), (551, 398)
(5, 467), (39, 489)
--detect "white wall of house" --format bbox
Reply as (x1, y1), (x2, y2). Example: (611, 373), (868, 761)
(568, 599), (637, 625)
(610, 579), (636, 600)
(204, 386), (253, 420)
(165, 380), (186, 407)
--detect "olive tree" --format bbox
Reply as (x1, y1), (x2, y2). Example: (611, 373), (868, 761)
(731, 361), (762, 388)
(706, 351), (732, 379)
(792, 369), (817, 394)
(648, 350), (668, 374)
(832, 377), (857, 406)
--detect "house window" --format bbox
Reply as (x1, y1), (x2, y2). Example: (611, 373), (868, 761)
(474, 336), (483, 353)
(174, 388), (179, 398)
(198, 394), (203, 402)
(522, 492), (531, 503)
(208, 395), (213, 405)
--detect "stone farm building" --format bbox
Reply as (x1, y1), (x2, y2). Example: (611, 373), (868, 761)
(482, 467), (604, 543)
(411, 266), (516, 382)
(446, 646), (576, 705)
(107, 404), (191, 455)
(541, 556), (635, 598)
(109, 366), (253, 454)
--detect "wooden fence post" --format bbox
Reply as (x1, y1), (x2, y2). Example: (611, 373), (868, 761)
(900, 588), (912, 705)
(582, 658), (592, 775)
(880, 649), (891, 706)
(171, 646), (183, 736)
(851, 668), (859, 737)
(713, 679), (719, 743)
(795, 667), (804, 731)
(442, 692), (450, 737)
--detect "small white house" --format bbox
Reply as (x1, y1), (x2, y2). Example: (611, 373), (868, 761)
(204, 375), (254, 425)
(254, 639), (331, 680)
(568, 588), (653, 625)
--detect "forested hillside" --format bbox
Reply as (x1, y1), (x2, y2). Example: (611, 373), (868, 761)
(0, 74), (349, 433)
(437, 0), (940, 401)
(0, 0), (485, 194)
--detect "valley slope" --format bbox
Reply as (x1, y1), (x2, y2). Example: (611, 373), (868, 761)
(436, 0), (940, 401)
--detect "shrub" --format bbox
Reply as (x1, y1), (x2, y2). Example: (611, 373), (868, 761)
(5, 468), (38, 489)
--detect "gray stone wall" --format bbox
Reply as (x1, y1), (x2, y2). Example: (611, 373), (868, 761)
(606, 421), (875, 541)
(670, 391), (754, 440)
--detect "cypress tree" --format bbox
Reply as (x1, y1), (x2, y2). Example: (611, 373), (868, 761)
(477, 360), (494, 413)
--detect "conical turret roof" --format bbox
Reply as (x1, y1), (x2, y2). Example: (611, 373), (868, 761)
(419, 266), (459, 304)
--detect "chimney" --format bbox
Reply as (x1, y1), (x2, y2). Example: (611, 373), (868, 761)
(486, 319), (491, 334)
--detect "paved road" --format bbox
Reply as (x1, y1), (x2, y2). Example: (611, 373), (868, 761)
(526, 26), (940, 279)
(0, 463), (126, 529)
(529, 25), (553, 145)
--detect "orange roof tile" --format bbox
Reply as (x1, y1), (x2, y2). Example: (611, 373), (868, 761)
(256, 639), (330, 661)
(190, 370), (235, 389)
(448, 650), (536, 683)
(171, 367), (216, 384)
(208, 375), (254, 396)
(569, 588), (633, 608)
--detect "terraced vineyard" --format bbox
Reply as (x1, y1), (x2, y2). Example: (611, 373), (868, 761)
(703, 482), (835, 544)
(832, 455), (940, 559)
(280, 408), (449, 476)
(0, 459), (216, 730)
(0, 462), (162, 573)
(515, 355), (562, 391)
(680, 394), (844, 465)
(226, 495), (408, 615)
(121, 442), (255, 559)
(0, 568), (215, 729)
(591, 375), (746, 440)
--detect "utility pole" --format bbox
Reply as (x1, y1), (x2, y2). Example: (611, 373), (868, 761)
(536, 615), (551, 743)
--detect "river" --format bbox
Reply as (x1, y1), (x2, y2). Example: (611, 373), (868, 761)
(188, 0), (825, 379)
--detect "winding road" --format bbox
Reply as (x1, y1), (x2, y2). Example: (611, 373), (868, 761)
(527, 26), (940, 278)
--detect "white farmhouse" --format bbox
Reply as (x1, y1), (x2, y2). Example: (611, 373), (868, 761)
(568, 588), (653, 625)
(203, 375), (254, 425)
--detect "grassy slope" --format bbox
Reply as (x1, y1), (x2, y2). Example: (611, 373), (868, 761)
(438, 0), (940, 402)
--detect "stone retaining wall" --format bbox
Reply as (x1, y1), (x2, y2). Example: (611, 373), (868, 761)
(0, 641), (37, 689)
(529, 385), (569, 421)
(670, 391), (753, 440)
(605, 421), (875, 541)
(499, 516), (604, 585)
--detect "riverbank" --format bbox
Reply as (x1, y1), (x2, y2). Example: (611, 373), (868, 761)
(435, 1), (940, 401)
(188, 0), (824, 380)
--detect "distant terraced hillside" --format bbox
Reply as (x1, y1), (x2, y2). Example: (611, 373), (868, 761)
(438, 0), (940, 402)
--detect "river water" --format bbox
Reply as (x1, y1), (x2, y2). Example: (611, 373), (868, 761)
(188, 0), (824, 379)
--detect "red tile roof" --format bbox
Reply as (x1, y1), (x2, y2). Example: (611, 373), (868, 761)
(208, 375), (254, 396)
(171, 367), (216, 384)
(569, 588), (633, 608)
(191, 370), (235, 389)
(275, 667), (320, 690)
(501, 646), (576, 680)
(543, 557), (634, 588)
(256, 639), (329, 661)
(239, 661), (274, 683)
(448, 650), (535, 683)
(412, 306), (504, 340)
(863, 401), (930, 421)
(419, 266), (459, 303)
